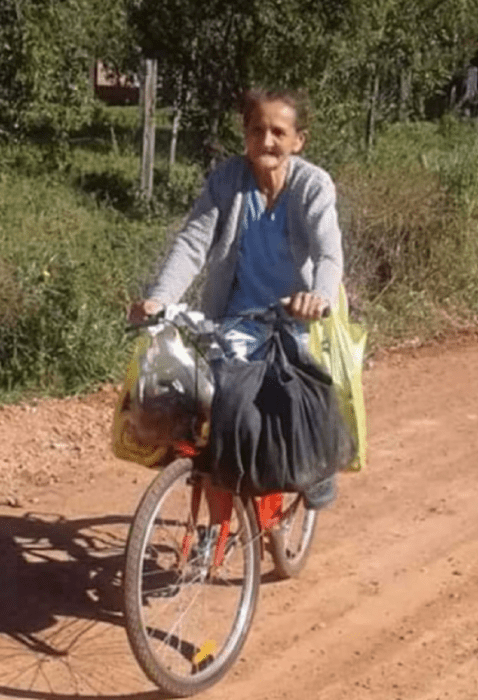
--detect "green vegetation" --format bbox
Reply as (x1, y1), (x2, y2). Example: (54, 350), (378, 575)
(130, 0), (478, 161)
(0, 0), (134, 139)
(2, 0), (477, 158)
(337, 118), (478, 350)
(1, 0), (478, 400)
(1, 107), (477, 401)
(0, 106), (202, 401)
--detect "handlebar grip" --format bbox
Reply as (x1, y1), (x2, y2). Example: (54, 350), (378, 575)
(280, 297), (331, 319)
(126, 310), (165, 332)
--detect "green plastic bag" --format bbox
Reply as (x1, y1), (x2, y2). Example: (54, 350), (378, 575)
(309, 284), (367, 471)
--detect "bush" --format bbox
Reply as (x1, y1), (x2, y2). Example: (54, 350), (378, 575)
(151, 161), (203, 216)
(336, 119), (478, 343)
(0, 103), (205, 401)
(1, 109), (478, 401)
(337, 164), (458, 297)
(0, 165), (167, 399)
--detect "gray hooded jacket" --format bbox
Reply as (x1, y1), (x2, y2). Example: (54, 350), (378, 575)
(148, 155), (343, 319)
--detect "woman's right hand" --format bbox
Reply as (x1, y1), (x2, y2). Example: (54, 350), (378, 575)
(282, 291), (329, 321)
(127, 298), (164, 325)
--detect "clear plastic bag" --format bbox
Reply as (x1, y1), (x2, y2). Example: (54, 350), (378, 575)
(112, 312), (215, 467)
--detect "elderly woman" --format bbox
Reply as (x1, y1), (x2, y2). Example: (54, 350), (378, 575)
(128, 88), (349, 510)
(129, 88), (343, 355)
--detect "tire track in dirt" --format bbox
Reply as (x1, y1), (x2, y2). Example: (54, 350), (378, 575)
(202, 342), (478, 700)
(0, 340), (477, 699)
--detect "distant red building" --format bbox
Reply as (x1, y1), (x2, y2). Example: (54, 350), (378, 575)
(94, 61), (140, 105)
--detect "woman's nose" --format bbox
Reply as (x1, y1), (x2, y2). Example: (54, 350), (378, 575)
(263, 129), (274, 148)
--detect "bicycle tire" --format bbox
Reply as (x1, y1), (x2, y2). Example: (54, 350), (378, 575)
(124, 458), (261, 697)
(269, 494), (318, 579)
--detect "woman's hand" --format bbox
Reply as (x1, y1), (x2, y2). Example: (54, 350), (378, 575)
(283, 292), (329, 321)
(127, 298), (164, 325)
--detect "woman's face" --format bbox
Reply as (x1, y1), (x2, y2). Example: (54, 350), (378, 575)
(244, 100), (305, 175)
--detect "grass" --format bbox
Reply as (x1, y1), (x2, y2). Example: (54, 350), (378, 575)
(0, 107), (477, 400)
(336, 117), (478, 350)
(0, 170), (159, 399)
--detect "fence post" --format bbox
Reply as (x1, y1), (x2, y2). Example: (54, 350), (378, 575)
(140, 58), (158, 201)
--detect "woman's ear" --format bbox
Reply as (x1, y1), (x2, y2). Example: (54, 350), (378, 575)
(294, 129), (307, 153)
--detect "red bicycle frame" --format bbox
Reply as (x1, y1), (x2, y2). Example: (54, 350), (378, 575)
(176, 441), (284, 568)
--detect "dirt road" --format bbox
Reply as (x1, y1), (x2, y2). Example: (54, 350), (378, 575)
(1, 336), (478, 700)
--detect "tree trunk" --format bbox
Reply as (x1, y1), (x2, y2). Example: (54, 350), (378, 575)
(140, 58), (158, 201)
(207, 78), (224, 171)
(366, 71), (380, 152)
(89, 59), (97, 98)
(208, 112), (220, 170)
(169, 106), (181, 168)
(417, 93), (426, 120)
(398, 68), (411, 122)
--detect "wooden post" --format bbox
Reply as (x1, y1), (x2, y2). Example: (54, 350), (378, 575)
(140, 58), (158, 201)
(169, 105), (181, 169)
(398, 68), (411, 122)
(365, 71), (380, 153)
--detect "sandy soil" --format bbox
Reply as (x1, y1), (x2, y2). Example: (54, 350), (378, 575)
(1, 335), (478, 700)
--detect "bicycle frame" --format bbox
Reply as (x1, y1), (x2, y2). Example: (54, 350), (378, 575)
(176, 441), (285, 569)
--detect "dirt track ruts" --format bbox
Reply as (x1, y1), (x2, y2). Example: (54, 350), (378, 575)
(0, 337), (477, 699)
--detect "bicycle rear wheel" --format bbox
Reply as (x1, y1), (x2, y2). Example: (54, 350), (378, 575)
(124, 458), (261, 697)
(269, 494), (318, 579)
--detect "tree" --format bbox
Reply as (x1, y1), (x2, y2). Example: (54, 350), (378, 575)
(128, 0), (335, 164)
(317, 0), (478, 150)
(129, 0), (250, 164)
(0, 0), (134, 138)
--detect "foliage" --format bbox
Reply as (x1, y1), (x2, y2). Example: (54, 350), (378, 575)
(0, 0), (132, 139)
(127, 0), (478, 164)
(302, 0), (478, 161)
(0, 128), (167, 398)
(336, 119), (478, 345)
(1, 0), (477, 164)
(128, 0), (251, 162)
(338, 163), (458, 299)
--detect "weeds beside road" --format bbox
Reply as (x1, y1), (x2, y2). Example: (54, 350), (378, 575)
(0, 107), (477, 401)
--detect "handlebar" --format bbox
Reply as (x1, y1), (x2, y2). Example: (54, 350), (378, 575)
(127, 298), (330, 334)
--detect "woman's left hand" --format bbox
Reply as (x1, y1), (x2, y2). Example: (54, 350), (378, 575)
(284, 291), (329, 321)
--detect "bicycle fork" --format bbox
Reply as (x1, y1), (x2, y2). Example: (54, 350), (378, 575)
(181, 475), (233, 570)
(181, 475), (285, 568)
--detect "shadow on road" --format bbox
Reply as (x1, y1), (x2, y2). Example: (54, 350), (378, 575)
(0, 511), (163, 699)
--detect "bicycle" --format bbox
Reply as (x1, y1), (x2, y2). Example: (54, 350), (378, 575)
(121, 305), (321, 697)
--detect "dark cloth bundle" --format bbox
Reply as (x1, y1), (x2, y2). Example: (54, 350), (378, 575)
(209, 326), (355, 507)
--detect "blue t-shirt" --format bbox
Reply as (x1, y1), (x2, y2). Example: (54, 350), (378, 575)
(223, 171), (306, 359)
(225, 172), (302, 316)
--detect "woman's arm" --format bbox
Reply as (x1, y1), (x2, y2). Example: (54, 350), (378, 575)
(302, 168), (343, 306)
(146, 178), (221, 306)
(127, 176), (221, 323)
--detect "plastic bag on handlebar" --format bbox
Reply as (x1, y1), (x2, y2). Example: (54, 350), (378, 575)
(209, 324), (356, 504)
(112, 335), (169, 467)
(308, 284), (367, 471)
(112, 315), (214, 467)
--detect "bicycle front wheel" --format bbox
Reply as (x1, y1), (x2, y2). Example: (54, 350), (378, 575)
(269, 494), (318, 579)
(124, 458), (261, 697)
